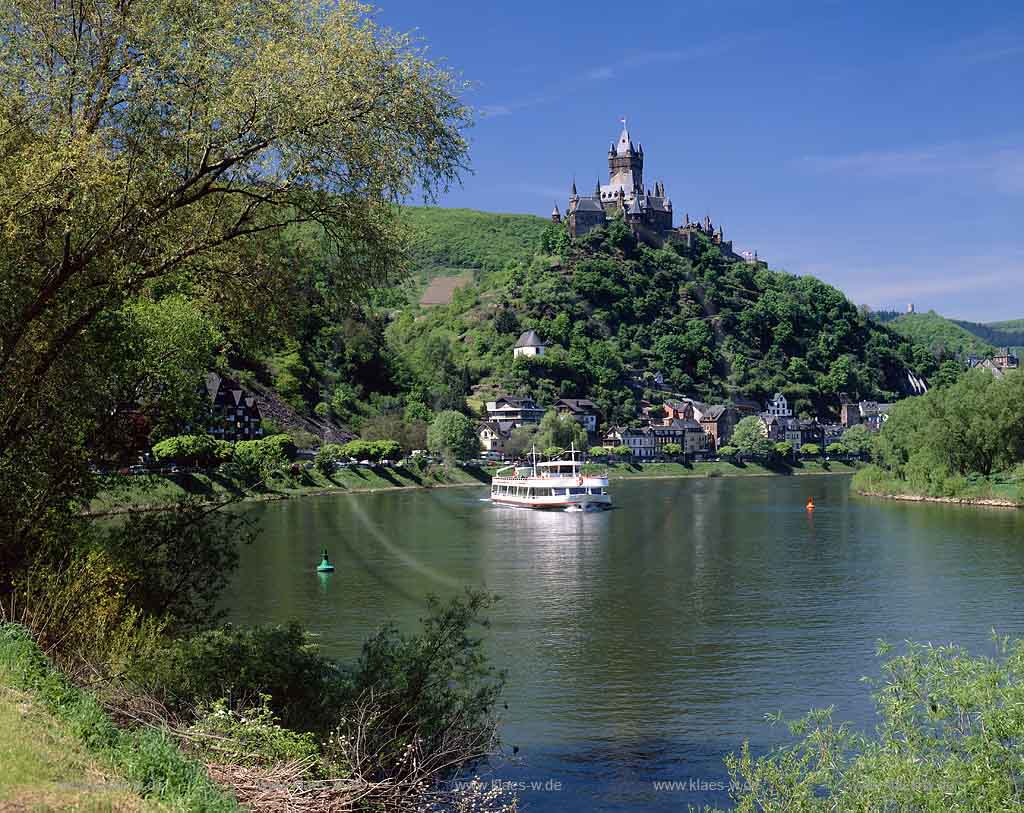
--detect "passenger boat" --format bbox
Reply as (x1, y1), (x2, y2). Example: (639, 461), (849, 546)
(489, 446), (611, 511)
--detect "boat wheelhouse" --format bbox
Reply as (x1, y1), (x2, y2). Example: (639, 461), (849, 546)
(489, 447), (611, 511)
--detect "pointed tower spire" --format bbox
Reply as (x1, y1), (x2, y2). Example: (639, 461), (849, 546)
(551, 203), (561, 224)
(571, 178), (577, 197)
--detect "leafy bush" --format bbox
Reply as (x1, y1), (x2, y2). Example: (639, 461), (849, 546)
(231, 435), (295, 483)
(612, 444), (631, 458)
(188, 696), (320, 769)
(826, 442), (847, 457)
(800, 443), (822, 457)
(333, 590), (505, 778)
(315, 443), (345, 475)
(662, 442), (682, 457)
(588, 446), (609, 460)
(723, 637), (1024, 812)
(152, 434), (218, 466)
(718, 445), (739, 460)
(131, 622), (350, 736)
(774, 440), (794, 460)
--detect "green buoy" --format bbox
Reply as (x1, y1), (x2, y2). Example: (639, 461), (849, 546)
(316, 549), (335, 573)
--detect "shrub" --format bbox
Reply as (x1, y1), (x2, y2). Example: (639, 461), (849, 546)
(826, 442), (847, 457)
(333, 590), (505, 779)
(725, 637), (1024, 811)
(588, 446), (609, 460)
(773, 441), (794, 460)
(662, 442), (682, 457)
(718, 445), (739, 459)
(131, 622), (350, 737)
(800, 443), (822, 457)
(612, 444), (631, 458)
(187, 696), (320, 769)
(152, 434), (218, 466)
(315, 443), (345, 475)
(231, 435), (295, 483)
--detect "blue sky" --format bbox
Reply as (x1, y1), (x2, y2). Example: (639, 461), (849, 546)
(377, 0), (1024, 321)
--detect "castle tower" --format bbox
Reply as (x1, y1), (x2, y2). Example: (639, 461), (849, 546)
(551, 203), (561, 224)
(607, 123), (643, 195)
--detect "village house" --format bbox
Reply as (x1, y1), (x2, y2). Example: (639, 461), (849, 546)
(969, 348), (1020, 378)
(661, 397), (710, 422)
(822, 423), (846, 448)
(700, 405), (739, 450)
(650, 419), (709, 457)
(485, 395), (545, 427)
(204, 372), (263, 442)
(856, 401), (891, 432)
(603, 426), (657, 459)
(477, 420), (513, 455)
(782, 418), (823, 449)
(765, 392), (792, 418)
(732, 397), (762, 416)
(553, 398), (600, 433)
(512, 330), (548, 359)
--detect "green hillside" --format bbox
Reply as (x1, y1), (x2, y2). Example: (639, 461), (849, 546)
(401, 206), (549, 280)
(887, 311), (995, 357)
(386, 218), (928, 424)
(953, 317), (1024, 354)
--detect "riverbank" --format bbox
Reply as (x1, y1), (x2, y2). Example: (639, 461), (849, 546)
(90, 459), (861, 514)
(852, 465), (1023, 508)
(0, 625), (237, 811)
(598, 459), (861, 480)
(88, 464), (492, 515)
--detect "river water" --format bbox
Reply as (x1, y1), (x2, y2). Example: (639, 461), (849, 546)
(223, 475), (1024, 811)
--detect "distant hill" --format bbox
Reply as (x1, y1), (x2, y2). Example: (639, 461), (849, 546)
(401, 207), (549, 280)
(952, 318), (1024, 355)
(884, 311), (995, 358)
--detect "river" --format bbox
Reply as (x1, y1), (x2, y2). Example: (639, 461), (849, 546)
(222, 474), (1024, 811)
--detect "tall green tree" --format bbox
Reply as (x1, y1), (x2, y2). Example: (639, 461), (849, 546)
(732, 416), (773, 458)
(427, 411), (478, 463)
(0, 0), (469, 591)
(535, 410), (588, 452)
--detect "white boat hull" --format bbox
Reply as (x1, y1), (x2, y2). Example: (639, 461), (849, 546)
(489, 474), (612, 511)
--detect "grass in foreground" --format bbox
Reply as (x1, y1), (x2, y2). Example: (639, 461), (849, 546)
(0, 666), (149, 812)
(0, 625), (237, 812)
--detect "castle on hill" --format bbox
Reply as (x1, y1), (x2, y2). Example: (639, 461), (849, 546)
(551, 122), (764, 266)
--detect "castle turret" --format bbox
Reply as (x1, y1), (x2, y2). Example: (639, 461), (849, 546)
(608, 123), (643, 195)
(551, 203), (561, 224)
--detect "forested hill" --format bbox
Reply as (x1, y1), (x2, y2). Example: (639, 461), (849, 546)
(386, 217), (930, 424)
(953, 318), (1024, 354)
(883, 311), (996, 358)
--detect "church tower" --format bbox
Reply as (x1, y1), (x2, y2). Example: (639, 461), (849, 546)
(607, 123), (643, 196)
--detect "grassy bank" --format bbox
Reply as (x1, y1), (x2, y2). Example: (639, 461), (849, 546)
(594, 459), (862, 480)
(89, 463), (493, 514)
(0, 624), (237, 811)
(852, 464), (1024, 508)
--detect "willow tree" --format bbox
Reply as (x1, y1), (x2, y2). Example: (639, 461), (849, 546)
(0, 0), (469, 581)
